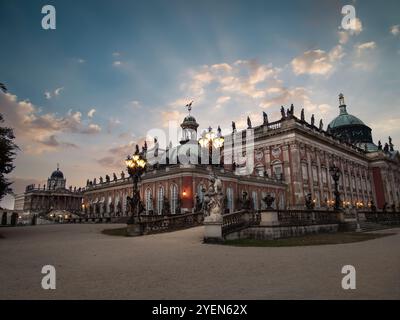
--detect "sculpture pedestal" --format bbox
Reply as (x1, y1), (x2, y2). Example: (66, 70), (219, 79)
(203, 215), (223, 243)
(260, 211), (279, 226)
(336, 211), (345, 223)
(126, 223), (142, 236)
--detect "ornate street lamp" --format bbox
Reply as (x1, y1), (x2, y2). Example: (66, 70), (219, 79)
(125, 145), (147, 224)
(329, 164), (342, 211)
(198, 126), (224, 164)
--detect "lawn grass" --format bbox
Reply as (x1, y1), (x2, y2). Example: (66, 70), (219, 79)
(223, 232), (395, 247)
(102, 227), (128, 237)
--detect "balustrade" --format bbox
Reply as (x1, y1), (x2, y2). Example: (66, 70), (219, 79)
(139, 212), (204, 234)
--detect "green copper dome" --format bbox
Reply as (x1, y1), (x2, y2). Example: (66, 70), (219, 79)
(328, 105), (365, 128)
(328, 94), (377, 152)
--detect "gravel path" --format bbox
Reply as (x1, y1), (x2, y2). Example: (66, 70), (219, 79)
(0, 224), (399, 299)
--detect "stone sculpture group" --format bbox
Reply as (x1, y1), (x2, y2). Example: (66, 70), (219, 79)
(203, 174), (224, 222)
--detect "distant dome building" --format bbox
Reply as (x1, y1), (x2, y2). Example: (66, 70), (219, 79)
(328, 94), (378, 152)
(48, 165), (66, 190)
(14, 164), (83, 215)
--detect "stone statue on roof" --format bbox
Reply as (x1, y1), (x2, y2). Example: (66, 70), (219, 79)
(247, 116), (252, 129)
(263, 111), (268, 125)
(280, 106), (285, 118)
(389, 136), (394, 152)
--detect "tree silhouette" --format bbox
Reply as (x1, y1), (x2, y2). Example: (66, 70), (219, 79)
(0, 83), (7, 93)
(0, 113), (18, 202)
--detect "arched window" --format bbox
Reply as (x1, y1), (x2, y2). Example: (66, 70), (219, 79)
(315, 191), (320, 208)
(226, 187), (234, 213)
(94, 198), (99, 216)
(252, 191), (258, 210)
(145, 188), (153, 214)
(255, 165), (264, 177)
(122, 194), (127, 216)
(272, 160), (283, 180)
(100, 197), (105, 214)
(323, 192), (329, 207)
(322, 167), (328, 184)
(108, 196), (112, 213)
(114, 196), (119, 215)
(279, 193), (285, 210)
(170, 184), (178, 214)
(301, 162), (309, 182)
(197, 184), (205, 202)
(157, 186), (164, 215)
(312, 165), (318, 183)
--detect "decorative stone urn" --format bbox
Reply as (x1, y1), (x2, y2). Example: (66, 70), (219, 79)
(262, 193), (275, 210)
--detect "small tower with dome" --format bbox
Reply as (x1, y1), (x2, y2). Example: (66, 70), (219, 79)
(180, 101), (199, 144)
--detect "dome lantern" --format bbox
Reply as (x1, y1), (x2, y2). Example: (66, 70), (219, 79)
(338, 93), (348, 115)
(180, 101), (199, 144)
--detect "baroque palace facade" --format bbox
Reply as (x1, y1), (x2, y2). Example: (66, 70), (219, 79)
(81, 94), (400, 217)
(14, 166), (83, 214)
(15, 94), (400, 217)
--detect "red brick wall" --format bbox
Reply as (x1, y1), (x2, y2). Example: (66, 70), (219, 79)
(372, 167), (385, 208)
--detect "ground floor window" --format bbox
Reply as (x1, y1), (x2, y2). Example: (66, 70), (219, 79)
(226, 187), (234, 212)
(197, 184), (205, 202)
(145, 188), (153, 214)
(252, 191), (258, 210)
(157, 186), (164, 215)
(170, 184), (178, 214)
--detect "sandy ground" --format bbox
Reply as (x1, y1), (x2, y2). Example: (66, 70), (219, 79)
(0, 224), (399, 300)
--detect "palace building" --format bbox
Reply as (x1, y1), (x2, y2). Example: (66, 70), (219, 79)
(14, 166), (83, 214)
(82, 111), (288, 217)
(15, 94), (399, 217)
(81, 94), (400, 217)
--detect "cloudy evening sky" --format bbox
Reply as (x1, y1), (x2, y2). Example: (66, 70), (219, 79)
(0, 0), (399, 208)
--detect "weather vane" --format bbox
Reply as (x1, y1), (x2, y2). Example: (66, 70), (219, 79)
(185, 100), (194, 114)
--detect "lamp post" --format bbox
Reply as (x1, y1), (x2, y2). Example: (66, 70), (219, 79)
(125, 145), (147, 225)
(329, 164), (341, 212)
(198, 126), (224, 165)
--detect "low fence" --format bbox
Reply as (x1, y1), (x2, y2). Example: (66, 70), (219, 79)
(220, 209), (339, 237)
(67, 217), (113, 224)
(363, 212), (400, 224)
(139, 212), (204, 235)
(205, 209), (342, 242)
(211, 209), (400, 242)
(222, 210), (259, 235)
(277, 210), (339, 227)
